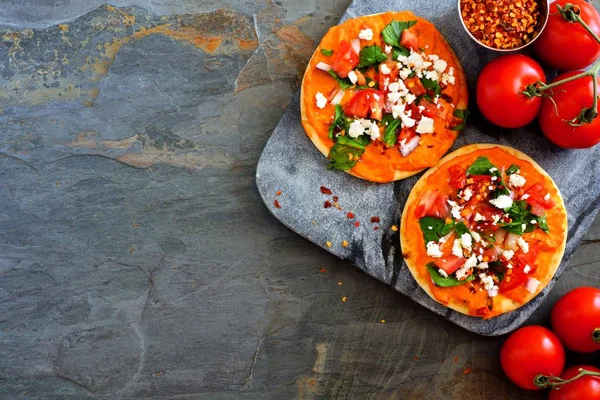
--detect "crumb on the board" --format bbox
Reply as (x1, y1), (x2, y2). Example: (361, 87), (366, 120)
(341, 296), (348, 303)
(325, 241), (332, 248)
(463, 368), (471, 375)
(320, 268), (327, 273)
(320, 186), (332, 195)
(275, 190), (282, 196)
(337, 281), (343, 286)
(342, 240), (348, 247)
(380, 319), (386, 324)
(391, 225), (398, 232)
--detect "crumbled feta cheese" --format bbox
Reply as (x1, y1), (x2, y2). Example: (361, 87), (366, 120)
(373, 94), (380, 101)
(447, 200), (463, 220)
(380, 63), (391, 75)
(488, 186), (493, 191)
(348, 119), (365, 138)
(383, 78), (390, 90)
(406, 50), (424, 70)
(422, 61), (433, 69)
(448, 67), (455, 76)
(530, 220), (537, 224)
(401, 114), (416, 128)
(452, 239), (463, 257)
(463, 188), (473, 201)
(416, 116), (435, 134)
(405, 93), (417, 104)
(358, 28), (373, 40)
(491, 176), (497, 181)
(455, 256), (477, 280)
(490, 195), (513, 209)
(387, 92), (402, 104)
(348, 70), (358, 84)
(474, 213), (485, 222)
(399, 67), (412, 80)
(521, 194), (530, 200)
(316, 92), (327, 109)
(523, 265), (531, 274)
(391, 103), (406, 119)
(489, 167), (497, 173)
(477, 262), (489, 269)
(426, 241), (443, 258)
(460, 233), (472, 249)
(428, 54), (440, 62)
(424, 70), (439, 81)
(388, 82), (400, 93)
(544, 193), (551, 201)
(397, 54), (408, 64)
(464, 255), (478, 269)
(438, 268), (448, 278)
(491, 214), (501, 224)
(509, 173), (526, 187)
(507, 263), (513, 269)
(503, 249), (515, 260)
(367, 121), (380, 140)
(433, 59), (447, 73)
(384, 45), (392, 53)
(471, 232), (481, 243)
(479, 273), (499, 297)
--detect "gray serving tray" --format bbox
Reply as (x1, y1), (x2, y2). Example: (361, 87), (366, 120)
(255, 0), (600, 335)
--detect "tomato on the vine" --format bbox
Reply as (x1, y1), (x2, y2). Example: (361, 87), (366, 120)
(533, 0), (600, 71)
(538, 71), (600, 148)
(551, 287), (600, 353)
(548, 365), (600, 400)
(500, 325), (565, 390)
(476, 55), (545, 128)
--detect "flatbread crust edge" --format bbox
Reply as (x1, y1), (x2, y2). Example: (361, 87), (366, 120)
(300, 11), (468, 182)
(400, 144), (568, 318)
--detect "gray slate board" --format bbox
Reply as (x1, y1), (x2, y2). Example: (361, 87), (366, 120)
(256, 0), (600, 335)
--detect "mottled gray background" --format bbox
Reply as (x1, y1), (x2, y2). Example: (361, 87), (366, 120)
(0, 1), (598, 399)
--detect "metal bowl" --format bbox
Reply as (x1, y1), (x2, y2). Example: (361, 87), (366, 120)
(457, 0), (550, 52)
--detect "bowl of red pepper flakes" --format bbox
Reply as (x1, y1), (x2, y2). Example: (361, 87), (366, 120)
(458, 0), (549, 51)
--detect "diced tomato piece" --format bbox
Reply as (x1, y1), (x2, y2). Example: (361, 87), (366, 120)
(474, 203), (503, 221)
(469, 175), (492, 183)
(343, 89), (385, 121)
(434, 255), (466, 275)
(449, 165), (466, 189)
(481, 245), (499, 262)
(363, 66), (378, 83)
(499, 269), (528, 292)
(331, 41), (359, 78)
(400, 29), (419, 50)
(378, 60), (399, 90)
(404, 77), (427, 96)
(397, 127), (417, 144)
(415, 190), (450, 218)
(524, 183), (555, 209)
(418, 97), (438, 118)
(500, 247), (540, 292)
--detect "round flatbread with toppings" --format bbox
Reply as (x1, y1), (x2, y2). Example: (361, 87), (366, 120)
(400, 144), (567, 319)
(300, 11), (469, 183)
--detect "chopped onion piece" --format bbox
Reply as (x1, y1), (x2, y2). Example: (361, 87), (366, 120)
(316, 62), (332, 72)
(504, 232), (518, 251)
(351, 38), (361, 55)
(494, 228), (508, 245)
(524, 277), (541, 294)
(330, 89), (346, 105)
(399, 136), (420, 157)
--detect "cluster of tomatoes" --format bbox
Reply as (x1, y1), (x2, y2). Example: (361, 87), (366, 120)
(476, 0), (600, 149)
(501, 287), (600, 399)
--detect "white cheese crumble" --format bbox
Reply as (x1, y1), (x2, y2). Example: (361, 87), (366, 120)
(438, 268), (448, 278)
(474, 213), (485, 222)
(433, 59), (447, 73)
(507, 263), (513, 269)
(380, 63), (391, 75)
(479, 273), (499, 297)
(384, 45), (392, 53)
(462, 188), (473, 201)
(391, 103), (406, 119)
(503, 249), (515, 260)
(401, 113), (416, 128)
(490, 195), (513, 210)
(399, 67), (412, 80)
(348, 119), (365, 138)
(509, 173), (526, 187)
(405, 93), (417, 104)
(358, 28), (373, 40)
(460, 232), (472, 249)
(447, 200), (463, 220)
(424, 70), (439, 81)
(348, 70), (358, 84)
(521, 194), (530, 200)
(491, 214), (501, 224)
(416, 116), (435, 134)
(544, 193), (551, 201)
(471, 231), (481, 243)
(426, 241), (443, 258)
(476, 262), (489, 269)
(452, 239), (463, 257)
(387, 92), (402, 104)
(316, 92), (327, 109)
(367, 121), (380, 140)
(455, 255), (478, 280)
(523, 265), (531, 274)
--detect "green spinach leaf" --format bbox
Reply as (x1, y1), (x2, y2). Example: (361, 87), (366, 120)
(420, 77), (441, 96)
(383, 118), (401, 147)
(320, 48), (333, 56)
(454, 222), (470, 236)
(336, 134), (370, 149)
(450, 108), (470, 131)
(327, 70), (354, 89)
(327, 143), (365, 170)
(427, 264), (474, 287)
(328, 104), (349, 139)
(392, 45), (410, 60)
(466, 156), (499, 176)
(419, 217), (454, 243)
(382, 20), (417, 47)
(358, 45), (387, 68)
(506, 164), (520, 175)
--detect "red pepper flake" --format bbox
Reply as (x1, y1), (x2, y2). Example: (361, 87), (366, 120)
(374, 226), (379, 231)
(275, 190), (282, 196)
(354, 221), (360, 227)
(463, 368), (471, 375)
(454, 357), (459, 362)
(370, 216), (380, 223)
(320, 186), (332, 195)
(413, 356), (419, 361)
(332, 196), (339, 203)
(324, 200), (332, 208)
(320, 268), (327, 273)
(274, 199), (281, 209)
(346, 212), (355, 219)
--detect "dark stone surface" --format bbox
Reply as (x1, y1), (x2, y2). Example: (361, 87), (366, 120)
(0, 1), (598, 399)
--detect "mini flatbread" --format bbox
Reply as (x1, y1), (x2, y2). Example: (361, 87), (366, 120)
(400, 144), (567, 319)
(301, 11), (469, 182)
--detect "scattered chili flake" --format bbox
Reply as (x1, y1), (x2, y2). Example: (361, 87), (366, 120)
(346, 212), (355, 219)
(332, 196), (339, 203)
(341, 240), (349, 247)
(413, 356), (419, 361)
(374, 226), (379, 231)
(320, 268), (327, 273)
(274, 199), (281, 209)
(391, 225), (398, 232)
(324, 200), (332, 208)
(320, 186), (332, 195)
(354, 221), (360, 227)
(370, 216), (380, 223)
(325, 241), (332, 248)
(337, 281), (343, 286)
(341, 296), (348, 303)
(463, 368), (472, 375)
(454, 357), (459, 362)
(275, 190), (282, 196)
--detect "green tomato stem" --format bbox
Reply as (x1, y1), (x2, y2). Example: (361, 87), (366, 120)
(534, 368), (600, 389)
(558, 3), (600, 45)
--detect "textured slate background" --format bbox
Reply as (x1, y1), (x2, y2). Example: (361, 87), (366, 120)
(0, 1), (599, 399)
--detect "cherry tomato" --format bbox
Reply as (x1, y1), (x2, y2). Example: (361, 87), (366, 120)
(548, 365), (600, 400)
(476, 54), (545, 128)
(500, 325), (565, 390)
(343, 89), (385, 120)
(539, 71), (600, 149)
(378, 60), (399, 90)
(434, 255), (466, 275)
(400, 29), (419, 50)
(551, 287), (600, 353)
(331, 40), (359, 78)
(533, 0), (600, 70)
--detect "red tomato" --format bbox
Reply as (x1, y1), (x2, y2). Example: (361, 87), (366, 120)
(343, 89), (385, 120)
(548, 365), (600, 400)
(378, 61), (399, 90)
(434, 256), (466, 275)
(500, 326), (565, 390)
(331, 40), (359, 78)
(539, 71), (600, 149)
(415, 190), (449, 218)
(524, 183), (555, 209)
(397, 126), (417, 144)
(448, 165), (466, 189)
(400, 29), (419, 50)
(476, 54), (545, 128)
(418, 97), (438, 118)
(551, 287), (600, 353)
(404, 77), (427, 96)
(533, 0), (600, 70)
